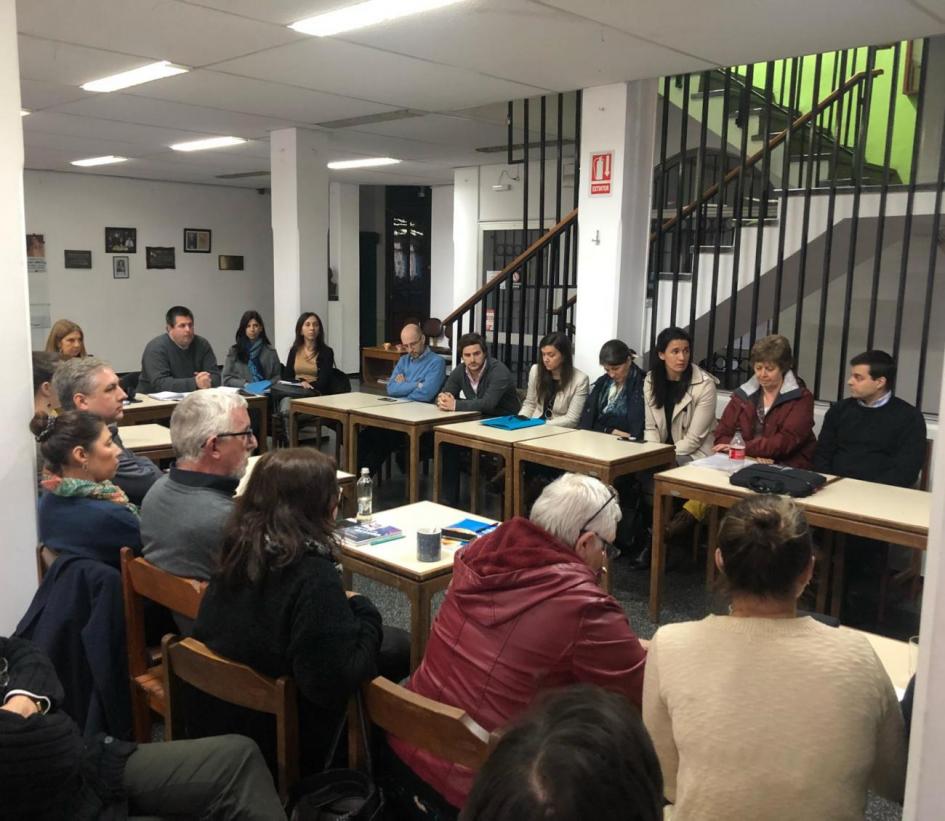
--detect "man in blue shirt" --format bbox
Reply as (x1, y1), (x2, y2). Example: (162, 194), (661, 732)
(357, 323), (445, 476)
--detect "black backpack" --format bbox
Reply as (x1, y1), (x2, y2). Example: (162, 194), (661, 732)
(729, 464), (827, 498)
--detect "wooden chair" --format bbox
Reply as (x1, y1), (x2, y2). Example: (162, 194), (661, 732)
(119, 547), (205, 742)
(161, 635), (299, 802)
(35, 544), (59, 583)
(349, 676), (493, 773)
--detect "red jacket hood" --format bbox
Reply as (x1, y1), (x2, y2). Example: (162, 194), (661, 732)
(450, 517), (595, 628)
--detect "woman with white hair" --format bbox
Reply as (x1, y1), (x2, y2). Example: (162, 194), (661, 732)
(384, 473), (648, 817)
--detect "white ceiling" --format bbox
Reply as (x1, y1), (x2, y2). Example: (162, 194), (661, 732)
(17, 0), (945, 188)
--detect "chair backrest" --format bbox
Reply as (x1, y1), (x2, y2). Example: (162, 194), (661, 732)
(120, 547), (205, 677)
(359, 676), (492, 771)
(920, 438), (933, 491)
(162, 634), (299, 801)
(35, 544), (59, 583)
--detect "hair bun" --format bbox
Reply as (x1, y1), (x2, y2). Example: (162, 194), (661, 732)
(35, 414), (57, 443)
(752, 509), (780, 531)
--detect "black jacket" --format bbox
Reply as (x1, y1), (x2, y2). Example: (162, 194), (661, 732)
(579, 365), (646, 439)
(0, 635), (137, 821)
(283, 343), (336, 394)
(441, 357), (521, 416)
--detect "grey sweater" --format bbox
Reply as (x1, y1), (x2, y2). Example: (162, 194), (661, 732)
(138, 334), (221, 393)
(222, 344), (282, 387)
(441, 356), (521, 416)
(140, 468), (238, 581)
(111, 426), (162, 505)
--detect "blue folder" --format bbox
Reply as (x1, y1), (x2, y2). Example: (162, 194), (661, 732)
(481, 415), (545, 431)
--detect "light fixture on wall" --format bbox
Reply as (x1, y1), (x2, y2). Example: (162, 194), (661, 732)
(81, 61), (189, 92)
(491, 168), (520, 192)
(171, 136), (246, 152)
(327, 157), (401, 170)
(70, 155), (128, 167)
(290, 0), (467, 37)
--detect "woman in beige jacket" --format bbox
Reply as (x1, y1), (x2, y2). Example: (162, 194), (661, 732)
(519, 332), (589, 427)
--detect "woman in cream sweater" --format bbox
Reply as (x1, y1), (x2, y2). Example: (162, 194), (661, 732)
(643, 495), (906, 821)
(519, 332), (589, 427)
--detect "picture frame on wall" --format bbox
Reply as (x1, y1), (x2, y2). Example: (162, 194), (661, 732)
(218, 254), (244, 270)
(105, 227), (137, 253)
(146, 246), (176, 269)
(113, 256), (130, 279)
(64, 250), (92, 269)
(183, 228), (212, 253)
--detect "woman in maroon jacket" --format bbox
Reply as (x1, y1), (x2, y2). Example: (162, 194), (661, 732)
(713, 334), (816, 468)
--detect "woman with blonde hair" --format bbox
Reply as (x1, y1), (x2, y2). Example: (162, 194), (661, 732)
(643, 495), (905, 820)
(45, 319), (87, 358)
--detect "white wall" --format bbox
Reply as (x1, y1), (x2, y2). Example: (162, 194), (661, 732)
(1, 0), (37, 634)
(328, 182), (360, 373)
(430, 184), (454, 320)
(478, 159), (574, 225)
(24, 170), (273, 372)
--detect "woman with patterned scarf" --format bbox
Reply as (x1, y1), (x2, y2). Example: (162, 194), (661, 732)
(222, 310), (283, 388)
(32, 410), (141, 567)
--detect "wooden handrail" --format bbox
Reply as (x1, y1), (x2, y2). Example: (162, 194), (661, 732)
(443, 208), (578, 326)
(652, 67), (883, 240)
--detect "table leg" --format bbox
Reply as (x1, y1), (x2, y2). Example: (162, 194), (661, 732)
(409, 586), (433, 671)
(257, 404), (269, 453)
(513, 455), (525, 517)
(649, 483), (668, 622)
(433, 438), (442, 504)
(705, 506), (719, 587)
(289, 410), (299, 448)
(831, 534), (846, 620)
(469, 448), (480, 514)
(502, 454), (513, 522)
(335, 421), (344, 469)
(408, 429), (420, 504)
(348, 422), (359, 475)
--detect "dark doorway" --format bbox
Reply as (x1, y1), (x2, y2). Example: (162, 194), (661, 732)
(359, 231), (379, 350)
(385, 186), (431, 333)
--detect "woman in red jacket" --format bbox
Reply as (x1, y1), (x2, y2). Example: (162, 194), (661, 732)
(713, 334), (816, 468)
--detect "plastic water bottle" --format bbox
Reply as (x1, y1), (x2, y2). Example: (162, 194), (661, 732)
(729, 428), (746, 461)
(356, 468), (373, 522)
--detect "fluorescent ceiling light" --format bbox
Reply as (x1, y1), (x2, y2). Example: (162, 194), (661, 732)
(290, 0), (466, 37)
(71, 155), (128, 167)
(171, 136), (246, 152)
(20, 109), (30, 116)
(327, 157), (401, 170)
(81, 60), (188, 93)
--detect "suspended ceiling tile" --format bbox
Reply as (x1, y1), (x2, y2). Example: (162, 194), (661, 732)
(20, 78), (89, 111)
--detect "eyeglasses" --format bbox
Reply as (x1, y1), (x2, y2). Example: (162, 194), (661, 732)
(579, 487), (621, 559)
(215, 428), (256, 442)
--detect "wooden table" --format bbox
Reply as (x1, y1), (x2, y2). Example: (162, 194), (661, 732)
(361, 346), (402, 394)
(340, 500), (496, 670)
(433, 419), (570, 521)
(119, 423), (175, 463)
(511, 430), (676, 516)
(120, 393), (269, 453)
(237, 455), (356, 514)
(649, 465), (930, 622)
(287, 392), (399, 469)
(349, 403), (480, 504)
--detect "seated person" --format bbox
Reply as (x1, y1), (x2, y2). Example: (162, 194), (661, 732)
(358, 323), (446, 476)
(389, 474), (647, 812)
(579, 339), (645, 440)
(141, 391), (255, 583)
(643, 495), (906, 820)
(713, 333), (816, 468)
(32, 410), (141, 566)
(53, 356), (161, 505)
(137, 305), (221, 394)
(44, 318), (87, 358)
(282, 311), (335, 393)
(437, 332), (520, 506)
(814, 350), (926, 487)
(461, 685), (664, 821)
(222, 310), (283, 388)
(0, 634), (285, 820)
(518, 331), (589, 427)
(32, 351), (62, 487)
(193, 448), (409, 775)
(642, 327), (718, 553)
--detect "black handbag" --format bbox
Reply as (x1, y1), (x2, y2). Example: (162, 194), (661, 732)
(287, 692), (384, 821)
(729, 463), (827, 498)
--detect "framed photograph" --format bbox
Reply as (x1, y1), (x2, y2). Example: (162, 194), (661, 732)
(183, 228), (212, 253)
(113, 256), (130, 279)
(105, 227), (137, 253)
(146, 246), (176, 269)
(904, 39), (924, 96)
(64, 249), (92, 269)
(27, 233), (46, 273)
(218, 254), (244, 271)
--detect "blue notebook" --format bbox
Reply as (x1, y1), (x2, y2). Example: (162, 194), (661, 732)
(243, 380), (272, 395)
(481, 415), (545, 431)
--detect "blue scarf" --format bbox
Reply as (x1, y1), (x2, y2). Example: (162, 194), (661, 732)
(244, 338), (265, 382)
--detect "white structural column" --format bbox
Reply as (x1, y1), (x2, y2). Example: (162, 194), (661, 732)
(1, 0), (38, 633)
(452, 167), (480, 313)
(328, 181), (360, 373)
(429, 184), (455, 321)
(270, 128), (329, 355)
(573, 81), (659, 376)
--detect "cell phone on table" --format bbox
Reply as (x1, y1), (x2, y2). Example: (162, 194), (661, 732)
(617, 435), (636, 442)
(377, 397), (397, 402)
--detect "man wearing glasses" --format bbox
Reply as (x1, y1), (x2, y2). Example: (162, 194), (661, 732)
(387, 473), (647, 813)
(141, 391), (256, 613)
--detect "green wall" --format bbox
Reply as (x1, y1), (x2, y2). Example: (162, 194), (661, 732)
(736, 43), (919, 182)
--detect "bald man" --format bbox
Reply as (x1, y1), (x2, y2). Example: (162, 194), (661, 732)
(357, 323), (446, 475)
